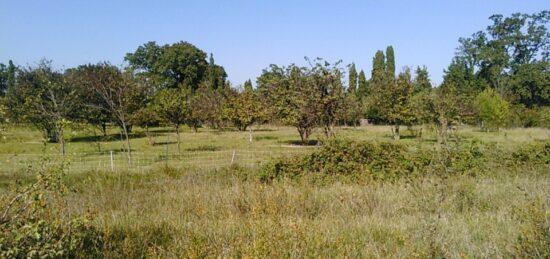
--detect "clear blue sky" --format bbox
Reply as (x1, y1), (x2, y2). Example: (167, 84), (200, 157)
(0, 1), (547, 86)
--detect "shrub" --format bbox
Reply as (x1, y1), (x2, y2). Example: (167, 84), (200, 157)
(259, 139), (483, 182)
(0, 159), (103, 258)
(474, 88), (510, 131)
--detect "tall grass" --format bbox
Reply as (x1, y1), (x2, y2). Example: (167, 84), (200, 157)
(58, 165), (549, 257)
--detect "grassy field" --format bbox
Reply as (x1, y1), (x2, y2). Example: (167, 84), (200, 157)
(1, 124), (550, 257)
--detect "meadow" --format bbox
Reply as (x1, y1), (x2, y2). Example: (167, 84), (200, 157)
(1, 124), (550, 257)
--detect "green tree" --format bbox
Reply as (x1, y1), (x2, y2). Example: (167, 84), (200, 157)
(413, 66), (432, 93)
(386, 46), (395, 78)
(223, 88), (267, 143)
(509, 62), (550, 107)
(153, 87), (192, 154)
(0, 61), (17, 97)
(193, 83), (230, 129)
(348, 63), (357, 95)
(69, 63), (142, 162)
(455, 11), (549, 106)
(371, 50), (386, 82)
(130, 106), (160, 145)
(385, 67), (415, 140)
(5, 60), (79, 155)
(257, 59), (344, 143)
(357, 70), (368, 99)
(205, 53), (228, 89)
(474, 88), (510, 132)
(125, 41), (221, 91)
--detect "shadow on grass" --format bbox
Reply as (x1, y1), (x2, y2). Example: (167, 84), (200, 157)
(256, 135), (278, 141)
(252, 128), (276, 132)
(70, 132), (146, 143)
(185, 145), (221, 152)
(279, 139), (319, 146)
(153, 141), (177, 146)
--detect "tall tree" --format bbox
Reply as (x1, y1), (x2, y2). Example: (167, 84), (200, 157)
(348, 63), (358, 95)
(386, 46), (396, 78)
(357, 70), (368, 99)
(371, 50), (386, 80)
(455, 11), (550, 106)
(125, 41), (220, 91)
(205, 53), (228, 89)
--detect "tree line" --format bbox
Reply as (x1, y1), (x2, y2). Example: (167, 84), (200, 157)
(0, 11), (549, 157)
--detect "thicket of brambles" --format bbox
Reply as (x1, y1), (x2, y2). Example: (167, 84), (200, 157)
(0, 11), (549, 154)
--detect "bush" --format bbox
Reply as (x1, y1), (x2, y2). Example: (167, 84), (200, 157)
(259, 139), (488, 182)
(0, 159), (103, 258)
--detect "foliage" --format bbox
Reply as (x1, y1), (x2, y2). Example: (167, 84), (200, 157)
(413, 66), (432, 93)
(509, 61), (550, 107)
(193, 84), (230, 129)
(223, 88), (268, 131)
(385, 46), (395, 78)
(356, 69), (368, 99)
(68, 63), (144, 162)
(510, 198), (550, 258)
(260, 139), (496, 183)
(474, 88), (510, 131)
(257, 59), (344, 143)
(347, 63), (357, 95)
(0, 60), (17, 96)
(0, 160), (103, 258)
(125, 41), (226, 90)
(456, 11), (550, 107)
(5, 60), (78, 154)
(153, 87), (192, 153)
(371, 66), (415, 140)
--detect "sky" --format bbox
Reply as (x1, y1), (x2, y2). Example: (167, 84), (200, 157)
(0, 1), (548, 86)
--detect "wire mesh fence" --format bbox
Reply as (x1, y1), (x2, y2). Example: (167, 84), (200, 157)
(0, 148), (316, 174)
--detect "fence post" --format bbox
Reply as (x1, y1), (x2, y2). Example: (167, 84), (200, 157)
(110, 151), (114, 172)
(231, 150), (236, 165)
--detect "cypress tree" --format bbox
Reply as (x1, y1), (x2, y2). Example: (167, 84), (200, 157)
(371, 50), (386, 79)
(357, 70), (368, 99)
(386, 46), (395, 78)
(348, 63), (358, 95)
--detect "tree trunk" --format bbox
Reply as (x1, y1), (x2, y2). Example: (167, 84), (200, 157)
(393, 124), (400, 140)
(101, 122), (107, 137)
(93, 129), (101, 152)
(437, 118), (448, 144)
(175, 125), (181, 155)
(145, 125), (154, 146)
(122, 122), (132, 165)
(58, 127), (65, 156)
(298, 128), (306, 145)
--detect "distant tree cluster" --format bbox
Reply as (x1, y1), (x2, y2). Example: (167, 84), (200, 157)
(0, 11), (548, 153)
